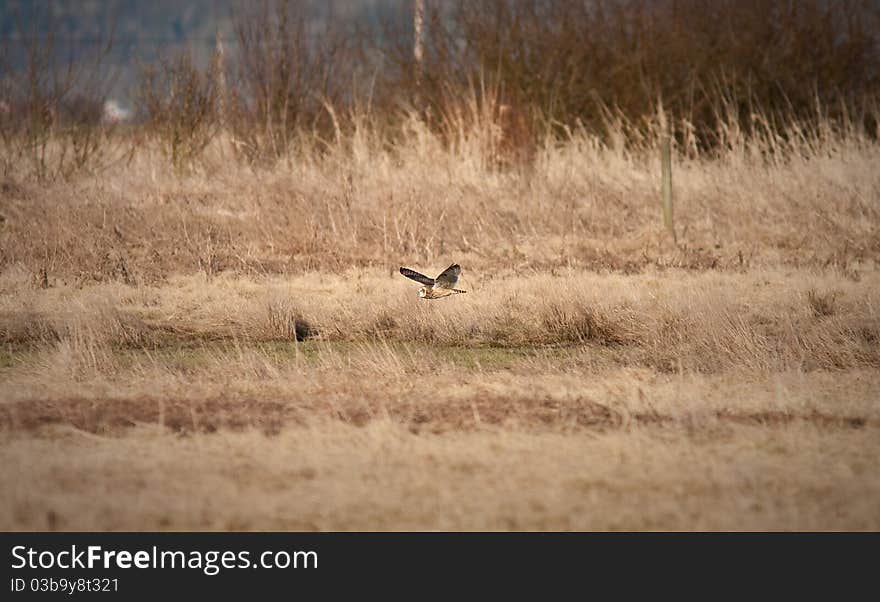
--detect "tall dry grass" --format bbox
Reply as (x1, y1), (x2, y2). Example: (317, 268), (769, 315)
(2, 155), (878, 531)
(1, 268), (878, 394)
(2, 100), (878, 285)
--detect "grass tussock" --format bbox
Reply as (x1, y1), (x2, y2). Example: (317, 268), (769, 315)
(262, 291), (316, 342)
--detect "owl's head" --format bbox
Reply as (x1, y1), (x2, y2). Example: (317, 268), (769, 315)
(418, 287), (428, 298)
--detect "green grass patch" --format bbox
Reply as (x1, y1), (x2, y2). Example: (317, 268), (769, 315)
(0, 339), (587, 374)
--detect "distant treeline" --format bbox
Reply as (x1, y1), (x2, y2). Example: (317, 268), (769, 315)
(2, 0), (879, 174)
(403, 0), (880, 147)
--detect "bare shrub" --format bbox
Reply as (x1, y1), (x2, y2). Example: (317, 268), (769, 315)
(0, 9), (121, 181)
(228, 0), (360, 164)
(137, 52), (219, 173)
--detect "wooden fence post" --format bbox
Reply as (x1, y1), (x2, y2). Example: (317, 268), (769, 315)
(661, 134), (676, 243)
(414, 0), (425, 86)
(214, 29), (227, 130)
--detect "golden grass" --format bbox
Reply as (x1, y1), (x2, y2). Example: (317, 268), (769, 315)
(2, 268), (877, 373)
(2, 117), (878, 282)
(1, 120), (879, 531)
(2, 412), (878, 530)
(1, 270), (878, 530)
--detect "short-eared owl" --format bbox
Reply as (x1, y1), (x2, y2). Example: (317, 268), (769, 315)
(399, 264), (467, 299)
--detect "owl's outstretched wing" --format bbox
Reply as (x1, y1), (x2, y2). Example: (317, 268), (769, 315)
(399, 267), (435, 286)
(433, 264), (461, 289)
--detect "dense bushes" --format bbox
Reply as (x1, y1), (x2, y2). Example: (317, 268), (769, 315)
(391, 0), (880, 148)
(2, 0), (878, 175)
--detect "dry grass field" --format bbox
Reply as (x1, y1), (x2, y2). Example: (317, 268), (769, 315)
(1, 116), (879, 531)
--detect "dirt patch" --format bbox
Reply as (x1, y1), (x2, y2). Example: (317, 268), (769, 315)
(1, 395), (871, 436)
(0, 398), (303, 436)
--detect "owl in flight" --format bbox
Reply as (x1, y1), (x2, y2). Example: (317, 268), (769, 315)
(399, 263), (467, 299)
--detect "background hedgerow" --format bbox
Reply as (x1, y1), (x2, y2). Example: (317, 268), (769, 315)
(2, 0), (879, 175)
